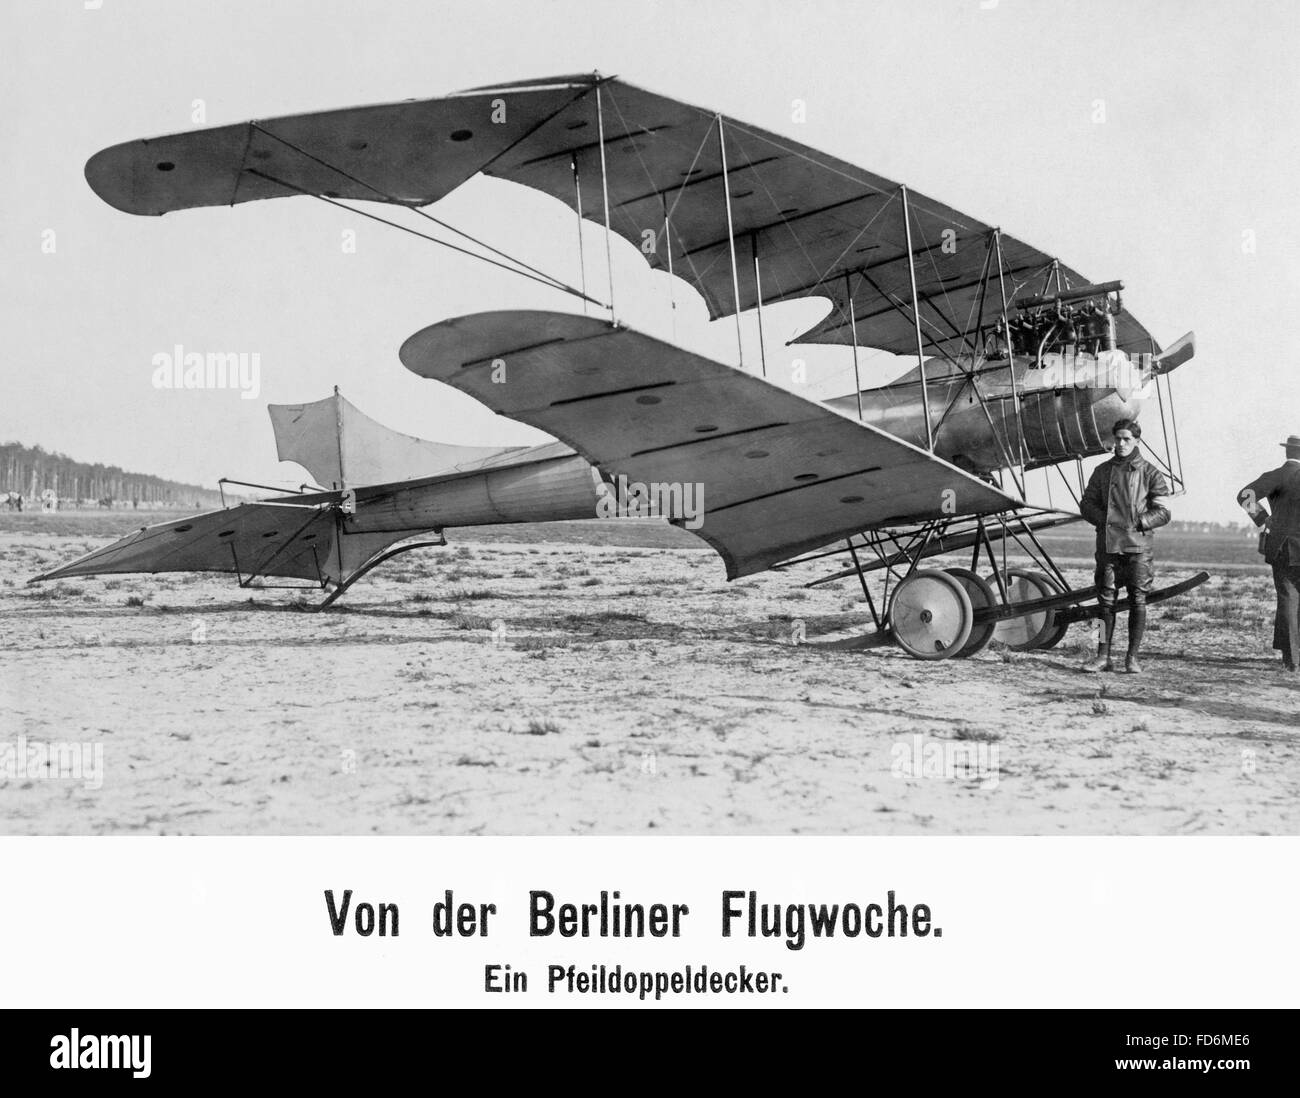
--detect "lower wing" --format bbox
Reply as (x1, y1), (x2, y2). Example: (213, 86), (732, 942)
(400, 310), (1020, 578)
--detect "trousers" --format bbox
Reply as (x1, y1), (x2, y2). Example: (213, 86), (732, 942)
(1272, 562), (1300, 668)
(1095, 551), (1154, 609)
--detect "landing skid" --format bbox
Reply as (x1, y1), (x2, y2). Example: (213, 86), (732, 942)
(975, 570), (1210, 627)
(784, 510), (1209, 661)
(314, 537), (448, 610)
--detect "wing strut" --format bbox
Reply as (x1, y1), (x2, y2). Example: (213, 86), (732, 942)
(717, 115), (745, 369)
(993, 228), (1029, 482)
(751, 233), (768, 378)
(594, 83), (617, 324)
(846, 272), (864, 421)
(570, 155), (588, 315)
(900, 184), (934, 451)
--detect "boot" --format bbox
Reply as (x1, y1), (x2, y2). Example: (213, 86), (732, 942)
(1124, 602), (1146, 674)
(1082, 607), (1116, 673)
(1082, 646), (1113, 673)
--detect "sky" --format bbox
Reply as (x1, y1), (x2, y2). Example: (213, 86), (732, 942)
(1, 0), (1297, 522)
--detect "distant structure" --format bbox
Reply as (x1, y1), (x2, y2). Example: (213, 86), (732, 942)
(0, 441), (224, 510)
(1164, 519), (1257, 535)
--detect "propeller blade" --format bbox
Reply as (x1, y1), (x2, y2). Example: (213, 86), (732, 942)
(1153, 331), (1195, 374)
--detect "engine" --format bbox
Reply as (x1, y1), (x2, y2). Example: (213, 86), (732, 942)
(1002, 279), (1126, 361)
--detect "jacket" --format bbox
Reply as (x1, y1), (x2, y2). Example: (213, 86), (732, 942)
(1239, 461), (1300, 567)
(1079, 452), (1172, 554)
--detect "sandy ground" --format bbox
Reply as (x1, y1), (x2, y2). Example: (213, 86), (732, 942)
(1, 516), (1296, 835)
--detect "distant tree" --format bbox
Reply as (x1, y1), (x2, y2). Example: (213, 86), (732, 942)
(0, 440), (224, 509)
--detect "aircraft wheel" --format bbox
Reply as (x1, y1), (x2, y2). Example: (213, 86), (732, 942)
(1024, 572), (1070, 649)
(990, 567), (1060, 651)
(943, 567), (997, 658)
(1036, 581), (1071, 650)
(889, 568), (973, 660)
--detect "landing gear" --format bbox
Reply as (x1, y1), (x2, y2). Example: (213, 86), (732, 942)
(786, 511), (1208, 662)
(991, 567), (1062, 651)
(1036, 592), (1072, 650)
(943, 567), (998, 658)
(889, 569), (973, 660)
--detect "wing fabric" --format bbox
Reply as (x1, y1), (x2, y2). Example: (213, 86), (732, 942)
(268, 391), (524, 488)
(33, 502), (335, 584)
(84, 81), (591, 217)
(399, 310), (1019, 578)
(84, 74), (1159, 356)
(30, 500), (427, 589)
(30, 441), (604, 588)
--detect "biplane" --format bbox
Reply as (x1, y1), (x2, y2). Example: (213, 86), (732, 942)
(36, 73), (1207, 659)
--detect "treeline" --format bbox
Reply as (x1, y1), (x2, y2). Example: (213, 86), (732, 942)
(1165, 519), (1254, 534)
(1, 441), (225, 509)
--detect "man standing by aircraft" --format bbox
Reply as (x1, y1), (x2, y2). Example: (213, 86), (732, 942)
(1237, 435), (1300, 673)
(1079, 420), (1172, 674)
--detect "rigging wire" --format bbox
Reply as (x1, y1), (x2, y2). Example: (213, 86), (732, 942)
(243, 167), (607, 308)
(595, 81), (1069, 455)
(598, 87), (713, 339)
(661, 192), (677, 341)
(603, 84), (895, 374)
(246, 81), (1140, 490)
(247, 122), (599, 306)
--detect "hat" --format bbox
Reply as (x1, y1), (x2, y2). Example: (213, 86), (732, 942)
(1283, 436), (1300, 448)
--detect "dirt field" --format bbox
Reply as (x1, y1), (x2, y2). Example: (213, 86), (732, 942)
(1, 513), (1295, 835)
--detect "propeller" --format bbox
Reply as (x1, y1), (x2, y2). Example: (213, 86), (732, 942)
(1151, 331), (1195, 375)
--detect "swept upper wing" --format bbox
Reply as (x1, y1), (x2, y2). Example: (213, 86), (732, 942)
(84, 80), (590, 216)
(399, 310), (1019, 577)
(84, 74), (1158, 356)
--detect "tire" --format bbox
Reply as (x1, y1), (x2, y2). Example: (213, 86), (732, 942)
(990, 567), (1060, 651)
(1024, 571), (1070, 649)
(943, 567), (997, 657)
(889, 568), (974, 660)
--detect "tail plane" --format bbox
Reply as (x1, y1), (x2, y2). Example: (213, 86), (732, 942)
(31, 390), (605, 605)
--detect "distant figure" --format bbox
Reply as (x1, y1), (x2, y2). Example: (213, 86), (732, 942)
(1237, 435), (1300, 673)
(1078, 419), (1172, 675)
(40, 488), (57, 512)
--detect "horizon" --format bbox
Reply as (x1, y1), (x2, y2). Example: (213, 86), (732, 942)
(0, 422), (1265, 532)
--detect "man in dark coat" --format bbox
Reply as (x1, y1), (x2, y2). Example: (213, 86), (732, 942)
(1078, 419), (1172, 674)
(1237, 435), (1300, 672)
